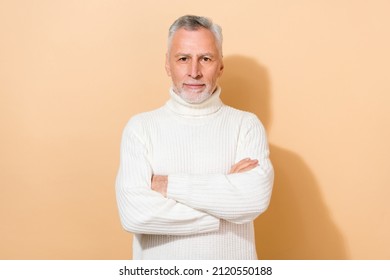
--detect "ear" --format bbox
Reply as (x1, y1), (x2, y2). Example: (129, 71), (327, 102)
(165, 53), (171, 77)
(218, 60), (224, 77)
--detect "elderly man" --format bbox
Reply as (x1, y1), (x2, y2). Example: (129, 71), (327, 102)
(116, 15), (274, 260)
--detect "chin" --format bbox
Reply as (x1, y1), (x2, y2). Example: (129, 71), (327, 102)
(179, 90), (212, 104)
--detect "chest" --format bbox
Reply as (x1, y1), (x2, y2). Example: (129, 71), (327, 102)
(148, 118), (240, 175)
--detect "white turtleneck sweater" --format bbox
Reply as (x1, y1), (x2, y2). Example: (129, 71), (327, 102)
(115, 87), (274, 259)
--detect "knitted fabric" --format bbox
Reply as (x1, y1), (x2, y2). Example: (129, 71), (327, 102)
(116, 87), (274, 259)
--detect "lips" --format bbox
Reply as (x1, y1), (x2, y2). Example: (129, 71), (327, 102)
(183, 83), (205, 89)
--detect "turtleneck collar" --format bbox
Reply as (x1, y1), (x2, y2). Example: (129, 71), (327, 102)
(165, 86), (223, 117)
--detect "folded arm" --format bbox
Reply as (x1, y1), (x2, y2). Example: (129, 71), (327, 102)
(115, 119), (220, 235)
(152, 115), (274, 224)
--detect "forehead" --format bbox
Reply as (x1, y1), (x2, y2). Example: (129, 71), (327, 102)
(169, 27), (219, 55)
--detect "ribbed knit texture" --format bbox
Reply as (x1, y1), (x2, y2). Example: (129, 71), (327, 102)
(115, 87), (274, 259)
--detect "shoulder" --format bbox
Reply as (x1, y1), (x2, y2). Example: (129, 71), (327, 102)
(220, 106), (269, 146)
(221, 105), (263, 127)
(129, 107), (164, 123)
(122, 107), (165, 137)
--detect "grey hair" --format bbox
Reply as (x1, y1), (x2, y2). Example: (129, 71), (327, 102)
(168, 15), (223, 56)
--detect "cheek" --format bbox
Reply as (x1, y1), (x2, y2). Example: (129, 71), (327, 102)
(169, 71), (186, 87)
(170, 71), (181, 82)
(208, 68), (223, 81)
(171, 65), (188, 78)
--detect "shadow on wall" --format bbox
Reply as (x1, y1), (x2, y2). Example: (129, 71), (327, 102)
(220, 55), (348, 259)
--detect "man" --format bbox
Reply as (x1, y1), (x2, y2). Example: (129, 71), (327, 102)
(116, 15), (274, 260)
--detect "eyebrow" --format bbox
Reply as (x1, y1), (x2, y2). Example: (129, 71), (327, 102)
(174, 52), (215, 58)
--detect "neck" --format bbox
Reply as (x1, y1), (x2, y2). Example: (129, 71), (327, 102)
(165, 86), (223, 117)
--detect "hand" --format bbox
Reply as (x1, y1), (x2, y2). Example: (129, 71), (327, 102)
(228, 158), (259, 174)
(151, 175), (168, 197)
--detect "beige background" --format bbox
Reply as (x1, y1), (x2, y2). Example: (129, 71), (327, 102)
(1, 0), (389, 259)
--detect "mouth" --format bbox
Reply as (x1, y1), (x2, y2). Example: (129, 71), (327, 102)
(183, 83), (205, 90)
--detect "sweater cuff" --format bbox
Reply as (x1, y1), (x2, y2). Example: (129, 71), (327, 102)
(168, 174), (220, 233)
(167, 174), (192, 204)
(196, 214), (220, 233)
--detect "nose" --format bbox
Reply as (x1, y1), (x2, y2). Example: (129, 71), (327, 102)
(188, 60), (202, 79)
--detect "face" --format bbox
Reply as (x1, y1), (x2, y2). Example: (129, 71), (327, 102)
(165, 27), (224, 104)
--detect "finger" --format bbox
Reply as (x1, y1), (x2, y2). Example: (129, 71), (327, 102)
(229, 162), (240, 173)
(235, 159), (258, 171)
(238, 158), (251, 163)
(229, 159), (247, 173)
(229, 158), (255, 172)
(234, 163), (259, 173)
(229, 159), (258, 174)
(229, 164), (241, 174)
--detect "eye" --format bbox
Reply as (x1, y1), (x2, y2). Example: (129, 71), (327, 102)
(178, 57), (189, 62)
(202, 57), (212, 62)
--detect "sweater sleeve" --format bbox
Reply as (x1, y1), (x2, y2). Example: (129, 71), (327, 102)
(115, 118), (220, 235)
(167, 114), (274, 224)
